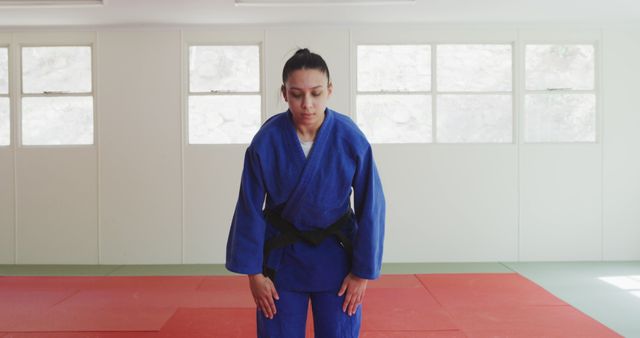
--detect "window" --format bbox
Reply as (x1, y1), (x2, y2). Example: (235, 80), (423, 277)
(436, 44), (513, 143)
(357, 44), (513, 144)
(21, 46), (94, 146)
(0, 47), (8, 146)
(356, 45), (432, 143)
(524, 44), (596, 143)
(188, 45), (261, 144)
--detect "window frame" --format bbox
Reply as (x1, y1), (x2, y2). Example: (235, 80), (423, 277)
(182, 30), (265, 146)
(185, 43), (263, 145)
(16, 35), (97, 148)
(355, 43), (434, 144)
(434, 43), (515, 144)
(521, 41), (600, 144)
(352, 27), (601, 146)
(354, 42), (516, 145)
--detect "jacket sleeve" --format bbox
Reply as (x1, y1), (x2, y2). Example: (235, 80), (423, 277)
(351, 145), (386, 280)
(225, 146), (267, 275)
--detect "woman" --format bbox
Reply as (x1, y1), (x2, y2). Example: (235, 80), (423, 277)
(226, 48), (385, 338)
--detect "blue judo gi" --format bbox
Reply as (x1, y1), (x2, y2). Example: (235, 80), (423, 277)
(226, 108), (385, 338)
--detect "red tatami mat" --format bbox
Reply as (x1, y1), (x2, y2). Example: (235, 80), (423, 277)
(195, 276), (256, 307)
(14, 290), (176, 332)
(157, 308), (256, 337)
(0, 287), (78, 331)
(451, 305), (620, 338)
(361, 331), (467, 338)
(416, 273), (620, 337)
(367, 274), (424, 289)
(362, 288), (458, 331)
(0, 331), (159, 338)
(0, 273), (623, 337)
(416, 273), (566, 308)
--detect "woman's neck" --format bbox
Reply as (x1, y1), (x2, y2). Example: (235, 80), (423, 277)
(293, 111), (325, 142)
(296, 124), (318, 142)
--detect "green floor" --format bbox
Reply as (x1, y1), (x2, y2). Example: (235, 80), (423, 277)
(2, 262), (639, 337)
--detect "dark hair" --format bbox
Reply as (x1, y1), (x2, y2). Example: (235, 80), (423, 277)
(281, 48), (331, 85)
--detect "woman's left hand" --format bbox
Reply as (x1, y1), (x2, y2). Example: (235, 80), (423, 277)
(338, 272), (368, 316)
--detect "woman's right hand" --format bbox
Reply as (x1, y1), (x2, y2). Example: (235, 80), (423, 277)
(248, 273), (280, 319)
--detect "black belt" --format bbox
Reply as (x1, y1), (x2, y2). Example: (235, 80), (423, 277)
(262, 209), (354, 280)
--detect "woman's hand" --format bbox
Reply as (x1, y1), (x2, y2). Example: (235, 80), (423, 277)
(338, 272), (368, 316)
(248, 273), (279, 319)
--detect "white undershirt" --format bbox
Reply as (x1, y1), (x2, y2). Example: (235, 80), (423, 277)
(300, 139), (314, 158)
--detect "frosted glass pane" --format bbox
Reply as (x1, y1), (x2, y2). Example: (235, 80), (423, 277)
(22, 46), (92, 94)
(0, 97), (9, 146)
(0, 48), (7, 94)
(22, 97), (93, 145)
(437, 95), (512, 143)
(189, 45), (260, 92)
(189, 95), (260, 144)
(438, 44), (512, 92)
(525, 94), (596, 142)
(356, 94), (431, 143)
(358, 45), (431, 92)
(526, 45), (594, 90)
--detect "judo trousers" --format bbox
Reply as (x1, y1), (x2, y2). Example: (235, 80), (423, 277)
(256, 289), (362, 338)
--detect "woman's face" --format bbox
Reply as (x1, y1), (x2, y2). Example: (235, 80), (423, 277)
(282, 68), (333, 129)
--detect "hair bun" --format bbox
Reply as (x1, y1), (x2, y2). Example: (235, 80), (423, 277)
(294, 48), (311, 56)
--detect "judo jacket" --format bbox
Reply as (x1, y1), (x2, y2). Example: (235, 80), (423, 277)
(225, 108), (385, 291)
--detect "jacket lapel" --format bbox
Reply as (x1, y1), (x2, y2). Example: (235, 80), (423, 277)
(280, 108), (335, 224)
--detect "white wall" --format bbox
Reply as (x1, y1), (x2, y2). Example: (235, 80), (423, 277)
(0, 23), (638, 264)
(0, 149), (14, 262)
(602, 24), (640, 260)
(98, 30), (183, 263)
(0, 32), (14, 263)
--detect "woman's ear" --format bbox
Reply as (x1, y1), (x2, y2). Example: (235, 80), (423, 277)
(281, 84), (288, 102)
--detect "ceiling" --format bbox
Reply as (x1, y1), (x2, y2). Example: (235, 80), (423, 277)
(0, 0), (639, 27)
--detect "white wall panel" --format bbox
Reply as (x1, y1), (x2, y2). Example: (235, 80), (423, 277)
(0, 150), (15, 263)
(98, 31), (182, 264)
(602, 25), (640, 260)
(183, 145), (244, 263)
(519, 145), (602, 260)
(16, 148), (97, 263)
(376, 144), (519, 262)
(0, 32), (13, 264)
(181, 29), (264, 263)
